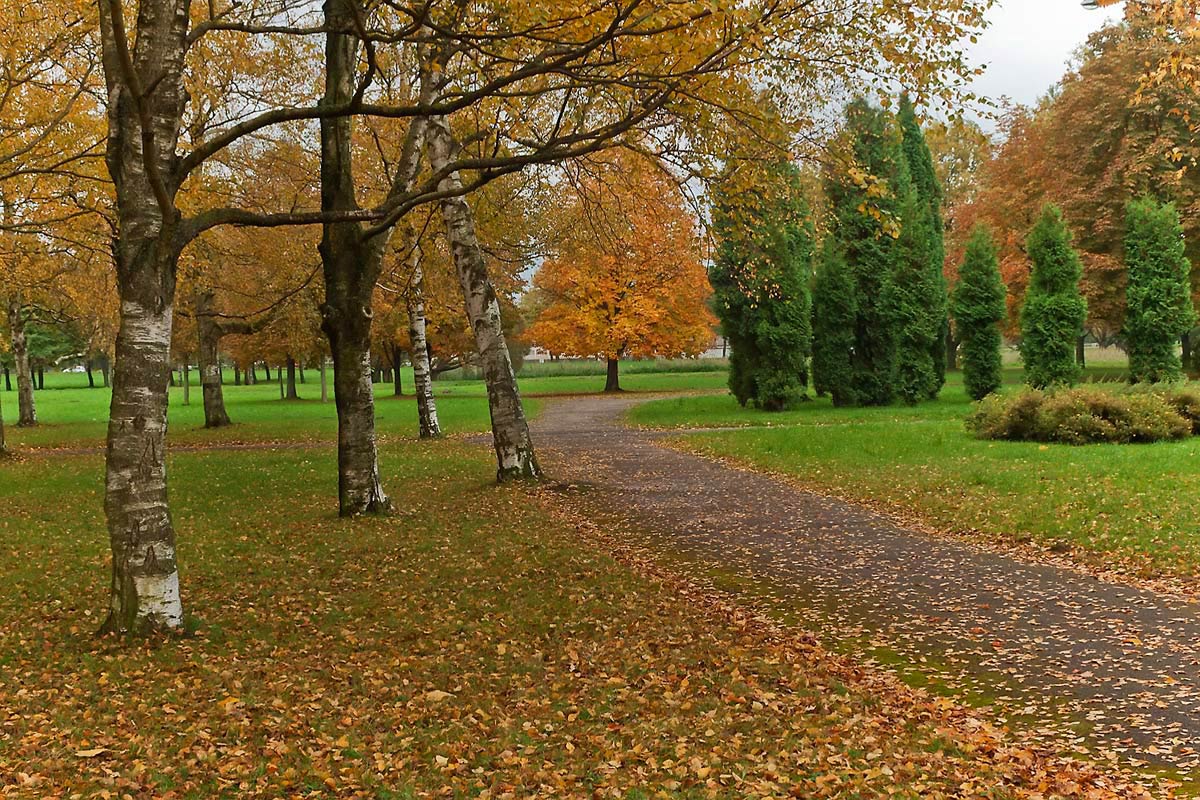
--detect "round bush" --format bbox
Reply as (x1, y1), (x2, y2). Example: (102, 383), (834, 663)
(966, 386), (1191, 445)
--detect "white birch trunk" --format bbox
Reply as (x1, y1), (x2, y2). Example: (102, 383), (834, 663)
(426, 116), (540, 480)
(405, 244), (441, 438)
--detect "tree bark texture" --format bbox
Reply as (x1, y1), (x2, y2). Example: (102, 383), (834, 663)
(318, 0), (389, 515)
(195, 291), (233, 427)
(98, 0), (191, 635)
(427, 116), (540, 481)
(316, 0), (432, 513)
(605, 358), (622, 392)
(7, 299), (36, 426)
(286, 356), (299, 399)
(405, 244), (441, 438)
(391, 344), (404, 396)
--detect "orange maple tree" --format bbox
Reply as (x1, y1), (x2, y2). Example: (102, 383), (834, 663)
(526, 152), (715, 391)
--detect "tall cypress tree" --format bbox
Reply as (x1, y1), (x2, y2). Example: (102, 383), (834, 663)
(1124, 196), (1196, 383)
(711, 164), (814, 411)
(824, 99), (905, 406)
(953, 225), (1006, 400)
(811, 239), (857, 406)
(1021, 204), (1087, 388)
(897, 94), (948, 400)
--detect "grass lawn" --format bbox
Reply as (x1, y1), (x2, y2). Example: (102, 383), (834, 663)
(629, 365), (1200, 581)
(0, 366), (724, 451)
(0, 379), (1144, 798)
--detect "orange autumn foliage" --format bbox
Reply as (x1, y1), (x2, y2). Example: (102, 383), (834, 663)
(527, 153), (715, 362)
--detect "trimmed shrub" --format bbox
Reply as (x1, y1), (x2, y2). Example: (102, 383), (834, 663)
(1165, 388), (1200, 434)
(967, 387), (1190, 445)
(967, 390), (1046, 441)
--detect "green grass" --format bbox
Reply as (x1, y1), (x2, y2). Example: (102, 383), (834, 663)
(630, 367), (1200, 579)
(0, 365), (725, 450)
(0, 404), (1073, 798)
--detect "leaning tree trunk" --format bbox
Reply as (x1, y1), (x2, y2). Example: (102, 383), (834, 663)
(7, 299), (36, 427)
(405, 245), (441, 438)
(605, 358), (622, 392)
(428, 116), (540, 481)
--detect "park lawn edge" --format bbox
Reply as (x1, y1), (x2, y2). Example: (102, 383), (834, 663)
(527, 484), (1169, 799)
(650, 431), (1200, 603)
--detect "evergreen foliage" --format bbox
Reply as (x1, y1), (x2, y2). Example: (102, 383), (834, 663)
(897, 94), (948, 400)
(952, 226), (1006, 400)
(1124, 196), (1196, 383)
(823, 99), (905, 406)
(890, 191), (943, 403)
(811, 239), (857, 406)
(711, 164), (814, 411)
(1020, 205), (1087, 388)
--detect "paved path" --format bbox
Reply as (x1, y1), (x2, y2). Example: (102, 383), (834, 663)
(534, 395), (1200, 772)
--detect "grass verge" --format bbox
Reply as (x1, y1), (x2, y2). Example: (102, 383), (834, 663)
(629, 371), (1200, 582)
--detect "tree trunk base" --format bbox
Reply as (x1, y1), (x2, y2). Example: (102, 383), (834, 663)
(339, 492), (393, 518)
(497, 450), (542, 483)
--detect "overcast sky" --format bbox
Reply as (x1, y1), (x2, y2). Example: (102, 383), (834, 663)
(967, 0), (1124, 111)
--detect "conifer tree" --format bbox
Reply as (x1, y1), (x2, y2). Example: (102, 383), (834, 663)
(711, 164), (814, 411)
(953, 226), (1006, 400)
(897, 94), (948, 400)
(1020, 205), (1088, 388)
(1124, 197), (1196, 383)
(824, 99), (905, 406)
(890, 192), (943, 403)
(811, 239), (857, 406)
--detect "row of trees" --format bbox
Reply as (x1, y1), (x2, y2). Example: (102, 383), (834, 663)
(710, 58), (1200, 413)
(0, 0), (991, 634)
(946, 7), (1200, 356)
(711, 94), (950, 411)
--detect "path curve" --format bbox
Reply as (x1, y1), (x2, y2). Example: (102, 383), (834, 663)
(534, 394), (1200, 774)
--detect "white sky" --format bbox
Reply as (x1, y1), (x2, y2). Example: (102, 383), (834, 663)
(966, 0), (1125, 112)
